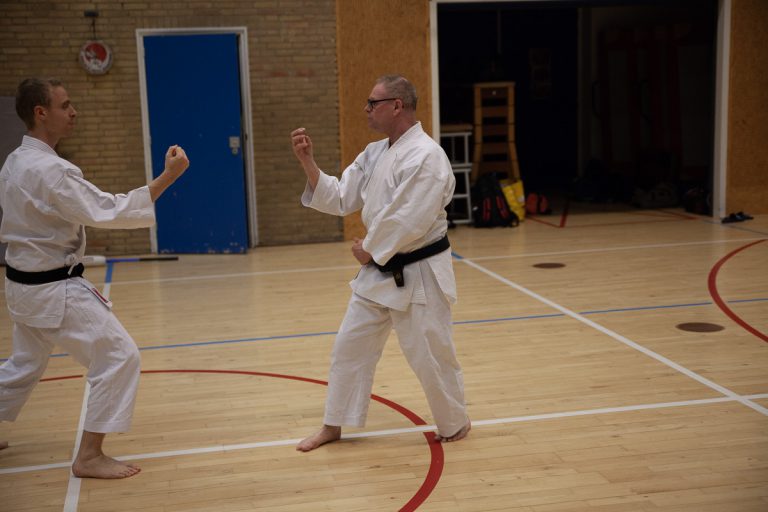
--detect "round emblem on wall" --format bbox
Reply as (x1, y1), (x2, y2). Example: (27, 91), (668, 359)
(79, 40), (113, 75)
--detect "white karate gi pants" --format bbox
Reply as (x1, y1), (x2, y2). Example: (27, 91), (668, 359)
(324, 268), (467, 437)
(0, 278), (140, 433)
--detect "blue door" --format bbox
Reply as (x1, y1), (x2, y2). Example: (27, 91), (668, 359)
(144, 33), (248, 253)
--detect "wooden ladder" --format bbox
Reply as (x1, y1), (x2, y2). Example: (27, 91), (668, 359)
(471, 81), (521, 183)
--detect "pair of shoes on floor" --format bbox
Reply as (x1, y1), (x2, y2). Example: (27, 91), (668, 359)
(722, 211), (754, 223)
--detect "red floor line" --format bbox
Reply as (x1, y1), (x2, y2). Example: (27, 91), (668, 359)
(559, 198), (570, 228)
(562, 218), (690, 229)
(527, 208), (695, 229)
(529, 217), (690, 229)
(526, 216), (560, 228)
(368, 393), (445, 512)
(655, 209), (698, 220)
(42, 369), (444, 511)
(40, 374), (83, 382)
(707, 239), (768, 342)
(632, 211), (686, 219)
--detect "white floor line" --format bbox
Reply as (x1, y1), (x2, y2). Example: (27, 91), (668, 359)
(470, 397), (736, 426)
(62, 382), (89, 512)
(459, 257), (768, 417)
(85, 237), (766, 288)
(4, 393), (764, 476)
(100, 264), (359, 287)
(469, 237), (767, 262)
(4, 237), (762, 508)
(62, 281), (111, 512)
(0, 460), (73, 474)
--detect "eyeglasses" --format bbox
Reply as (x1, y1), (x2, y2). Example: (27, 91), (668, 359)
(366, 97), (399, 110)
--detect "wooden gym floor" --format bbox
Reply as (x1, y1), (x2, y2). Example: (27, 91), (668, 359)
(1, 206), (767, 511)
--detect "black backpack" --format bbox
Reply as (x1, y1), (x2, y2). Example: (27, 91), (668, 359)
(682, 186), (712, 215)
(471, 173), (519, 228)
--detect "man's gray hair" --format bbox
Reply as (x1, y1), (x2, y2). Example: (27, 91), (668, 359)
(376, 75), (418, 110)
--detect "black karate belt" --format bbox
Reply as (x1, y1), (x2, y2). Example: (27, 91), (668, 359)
(374, 235), (450, 288)
(5, 263), (85, 285)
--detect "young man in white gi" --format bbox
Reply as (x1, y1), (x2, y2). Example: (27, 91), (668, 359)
(290, 74), (470, 451)
(0, 78), (189, 478)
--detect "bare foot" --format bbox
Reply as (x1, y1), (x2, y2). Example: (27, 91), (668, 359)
(435, 421), (471, 443)
(0, 441), (8, 450)
(72, 454), (141, 479)
(296, 425), (341, 452)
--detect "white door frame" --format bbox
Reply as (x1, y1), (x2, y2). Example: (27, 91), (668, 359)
(429, 0), (730, 217)
(713, 0), (731, 219)
(136, 26), (258, 252)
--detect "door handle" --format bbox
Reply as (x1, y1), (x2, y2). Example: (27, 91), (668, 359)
(229, 136), (240, 155)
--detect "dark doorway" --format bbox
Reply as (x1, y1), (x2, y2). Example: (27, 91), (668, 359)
(437, 0), (718, 212)
(439, 4), (578, 192)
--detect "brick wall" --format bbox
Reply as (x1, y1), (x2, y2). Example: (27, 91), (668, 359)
(0, 0), (342, 254)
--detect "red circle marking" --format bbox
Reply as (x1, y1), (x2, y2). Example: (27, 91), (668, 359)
(41, 369), (444, 511)
(707, 239), (768, 342)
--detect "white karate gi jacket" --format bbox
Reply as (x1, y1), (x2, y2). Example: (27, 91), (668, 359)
(0, 135), (156, 328)
(302, 122), (457, 311)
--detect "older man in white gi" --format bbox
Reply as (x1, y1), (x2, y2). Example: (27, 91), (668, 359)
(290, 74), (471, 451)
(0, 78), (189, 478)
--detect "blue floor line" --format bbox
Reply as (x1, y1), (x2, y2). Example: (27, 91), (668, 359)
(454, 313), (565, 325)
(105, 261), (115, 283)
(7, 296), (765, 362)
(2, 255), (765, 362)
(138, 331), (339, 351)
